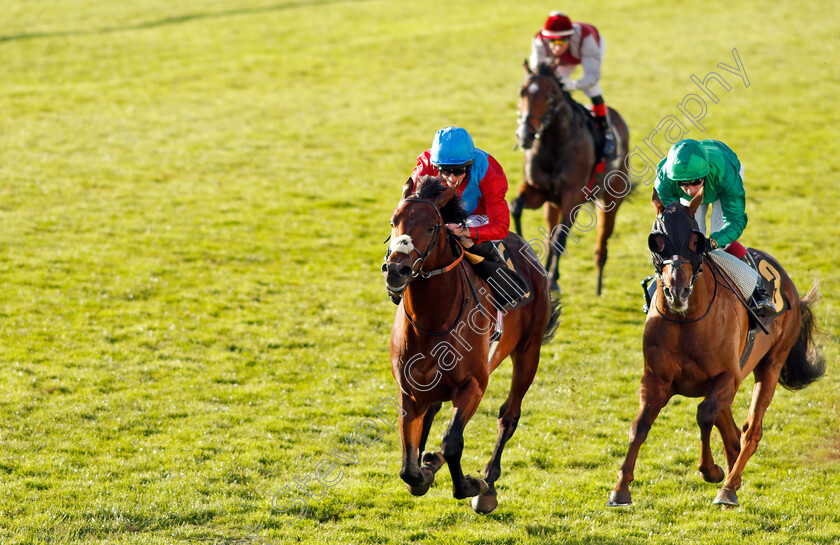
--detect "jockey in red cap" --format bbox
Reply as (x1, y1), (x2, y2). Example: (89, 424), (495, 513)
(529, 12), (615, 155)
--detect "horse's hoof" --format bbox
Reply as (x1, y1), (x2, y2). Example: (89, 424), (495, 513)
(701, 464), (725, 483)
(712, 488), (739, 507)
(456, 476), (489, 499)
(471, 492), (498, 514)
(607, 490), (632, 506)
(421, 450), (445, 472)
(407, 483), (431, 496)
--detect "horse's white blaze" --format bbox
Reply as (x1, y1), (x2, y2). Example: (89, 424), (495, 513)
(390, 234), (415, 255)
(528, 82), (540, 94)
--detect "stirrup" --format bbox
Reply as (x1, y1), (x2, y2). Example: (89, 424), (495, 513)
(603, 131), (615, 155)
(751, 287), (777, 318)
(490, 310), (502, 342)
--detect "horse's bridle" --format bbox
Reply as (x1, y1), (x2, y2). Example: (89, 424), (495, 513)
(386, 197), (464, 279)
(384, 196), (481, 336)
(518, 74), (565, 141)
(651, 253), (717, 323)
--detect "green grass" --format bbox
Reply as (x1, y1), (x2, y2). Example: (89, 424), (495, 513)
(0, 0), (838, 543)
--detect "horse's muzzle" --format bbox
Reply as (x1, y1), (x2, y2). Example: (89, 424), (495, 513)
(515, 126), (536, 150)
(382, 262), (412, 293)
(663, 284), (692, 312)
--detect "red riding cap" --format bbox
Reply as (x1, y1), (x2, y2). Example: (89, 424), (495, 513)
(541, 12), (574, 38)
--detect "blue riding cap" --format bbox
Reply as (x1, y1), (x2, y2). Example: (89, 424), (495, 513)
(431, 127), (476, 166)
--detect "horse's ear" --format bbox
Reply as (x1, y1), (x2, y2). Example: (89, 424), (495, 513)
(687, 187), (705, 216)
(523, 59), (532, 75)
(401, 177), (414, 200)
(651, 188), (665, 216)
(434, 185), (457, 209)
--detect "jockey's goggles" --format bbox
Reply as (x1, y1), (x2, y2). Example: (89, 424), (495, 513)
(436, 165), (470, 177)
(548, 37), (570, 45)
(677, 177), (705, 187)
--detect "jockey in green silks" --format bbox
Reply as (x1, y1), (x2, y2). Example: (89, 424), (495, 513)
(648, 139), (776, 318)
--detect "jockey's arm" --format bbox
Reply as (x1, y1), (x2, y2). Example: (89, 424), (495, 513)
(528, 36), (551, 71)
(573, 35), (603, 91)
(409, 152), (435, 191)
(710, 189), (747, 248)
(472, 157), (510, 244)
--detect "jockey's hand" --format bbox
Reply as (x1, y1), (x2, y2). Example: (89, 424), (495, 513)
(445, 223), (471, 240)
(560, 77), (577, 91)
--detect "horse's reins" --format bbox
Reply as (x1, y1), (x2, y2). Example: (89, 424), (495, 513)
(707, 257), (771, 335)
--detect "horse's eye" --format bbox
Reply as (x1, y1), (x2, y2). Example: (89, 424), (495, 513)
(427, 226), (435, 233)
(389, 220), (394, 227)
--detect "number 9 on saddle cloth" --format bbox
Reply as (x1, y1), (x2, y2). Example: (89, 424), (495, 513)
(461, 216), (532, 312)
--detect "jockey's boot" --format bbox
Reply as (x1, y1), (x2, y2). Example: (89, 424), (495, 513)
(740, 254), (777, 318)
(641, 275), (657, 314)
(597, 115), (615, 156)
(592, 97), (615, 156)
(467, 242), (531, 312)
(750, 284), (777, 318)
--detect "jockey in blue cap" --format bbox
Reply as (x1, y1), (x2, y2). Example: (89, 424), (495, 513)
(407, 127), (530, 311)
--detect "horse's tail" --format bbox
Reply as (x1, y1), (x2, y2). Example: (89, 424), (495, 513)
(779, 280), (826, 390)
(542, 293), (562, 344)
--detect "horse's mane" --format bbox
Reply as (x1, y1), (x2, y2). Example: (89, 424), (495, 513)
(414, 176), (469, 225)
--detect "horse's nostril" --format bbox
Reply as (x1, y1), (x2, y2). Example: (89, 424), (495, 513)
(663, 287), (672, 298)
(381, 263), (388, 275)
(399, 266), (412, 277)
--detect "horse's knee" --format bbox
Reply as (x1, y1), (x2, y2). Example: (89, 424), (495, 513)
(697, 400), (720, 429)
(629, 419), (652, 444)
(741, 422), (763, 446)
(594, 248), (607, 267)
(441, 427), (464, 461)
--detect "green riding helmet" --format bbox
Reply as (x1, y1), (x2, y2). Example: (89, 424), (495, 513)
(663, 139), (710, 181)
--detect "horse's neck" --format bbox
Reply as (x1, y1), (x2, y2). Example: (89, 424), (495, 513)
(545, 101), (576, 141)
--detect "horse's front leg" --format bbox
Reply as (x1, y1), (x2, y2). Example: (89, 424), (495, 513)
(441, 377), (488, 500)
(509, 181), (548, 236)
(543, 202), (561, 291)
(609, 373), (671, 506)
(398, 394), (437, 496)
(696, 372), (737, 484)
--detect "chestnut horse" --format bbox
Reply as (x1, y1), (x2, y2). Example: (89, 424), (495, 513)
(609, 190), (825, 507)
(382, 176), (561, 514)
(510, 62), (630, 294)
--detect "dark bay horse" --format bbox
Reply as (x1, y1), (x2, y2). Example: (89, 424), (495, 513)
(381, 176), (561, 514)
(511, 62), (630, 294)
(609, 190), (825, 507)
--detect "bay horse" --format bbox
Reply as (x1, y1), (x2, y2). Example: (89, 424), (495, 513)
(608, 189), (825, 507)
(510, 62), (630, 294)
(381, 176), (561, 514)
